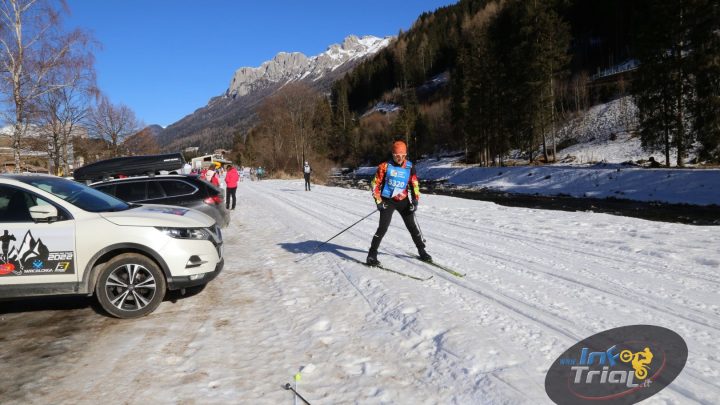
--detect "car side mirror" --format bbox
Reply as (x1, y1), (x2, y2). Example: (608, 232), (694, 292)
(30, 204), (58, 223)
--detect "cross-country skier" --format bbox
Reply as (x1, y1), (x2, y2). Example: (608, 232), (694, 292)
(366, 140), (431, 265)
(303, 161), (312, 191)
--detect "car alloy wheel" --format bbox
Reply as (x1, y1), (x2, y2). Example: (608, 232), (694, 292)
(96, 253), (166, 318)
(106, 264), (156, 309)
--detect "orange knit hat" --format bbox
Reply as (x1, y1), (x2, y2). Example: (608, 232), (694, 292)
(392, 140), (407, 155)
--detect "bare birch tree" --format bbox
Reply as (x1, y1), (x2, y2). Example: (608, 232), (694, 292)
(255, 94), (291, 172)
(37, 48), (97, 175)
(88, 96), (141, 157)
(254, 84), (318, 172)
(0, 0), (90, 171)
(280, 83), (317, 167)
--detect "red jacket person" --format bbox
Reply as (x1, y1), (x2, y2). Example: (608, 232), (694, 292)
(367, 140), (431, 265)
(224, 164), (240, 210)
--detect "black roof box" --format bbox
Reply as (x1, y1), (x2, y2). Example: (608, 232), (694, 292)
(73, 153), (185, 181)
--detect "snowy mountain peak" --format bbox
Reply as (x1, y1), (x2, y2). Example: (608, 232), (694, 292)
(226, 35), (391, 98)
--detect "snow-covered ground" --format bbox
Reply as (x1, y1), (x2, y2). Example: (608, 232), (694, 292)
(2, 180), (718, 404)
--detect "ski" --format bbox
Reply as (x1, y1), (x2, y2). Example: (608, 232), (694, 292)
(425, 260), (466, 277)
(283, 383), (311, 405)
(347, 258), (432, 281)
(367, 262), (433, 281)
(406, 252), (466, 277)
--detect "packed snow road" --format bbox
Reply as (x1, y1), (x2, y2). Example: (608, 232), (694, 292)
(2, 180), (719, 404)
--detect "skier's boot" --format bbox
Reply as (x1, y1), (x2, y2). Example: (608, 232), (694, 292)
(366, 249), (380, 266)
(418, 247), (433, 263)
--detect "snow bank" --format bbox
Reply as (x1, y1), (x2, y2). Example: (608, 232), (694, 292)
(415, 161), (720, 206)
(355, 158), (720, 206)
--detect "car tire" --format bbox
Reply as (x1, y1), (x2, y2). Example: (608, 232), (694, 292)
(95, 253), (166, 319)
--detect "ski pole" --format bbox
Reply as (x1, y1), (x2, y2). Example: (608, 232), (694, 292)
(283, 382), (311, 405)
(310, 209), (377, 253)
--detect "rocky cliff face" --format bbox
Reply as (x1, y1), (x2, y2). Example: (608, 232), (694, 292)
(226, 35), (390, 99)
(158, 35), (391, 153)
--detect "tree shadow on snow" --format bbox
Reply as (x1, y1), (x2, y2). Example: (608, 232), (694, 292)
(278, 240), (367, 263)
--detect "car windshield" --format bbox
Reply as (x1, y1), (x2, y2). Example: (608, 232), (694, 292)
(18, 177), (131, 212)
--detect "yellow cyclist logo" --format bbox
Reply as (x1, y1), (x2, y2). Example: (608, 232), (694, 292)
(620, 347), (654, 379)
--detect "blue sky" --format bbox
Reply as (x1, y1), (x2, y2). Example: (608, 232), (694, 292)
(64, 0), (457, 127)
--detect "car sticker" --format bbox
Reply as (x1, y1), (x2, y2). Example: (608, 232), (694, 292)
(0, 229), (75, 277)
(143, 207), (190, 216)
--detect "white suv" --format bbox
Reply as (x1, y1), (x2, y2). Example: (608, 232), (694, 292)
(0, 174), (223, 318)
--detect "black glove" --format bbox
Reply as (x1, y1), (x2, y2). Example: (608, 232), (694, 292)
(408, 200), (418, 212)
(376, 202), (387, 211)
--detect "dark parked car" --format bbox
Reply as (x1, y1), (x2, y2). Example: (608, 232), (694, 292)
(89, 175), (230, 228)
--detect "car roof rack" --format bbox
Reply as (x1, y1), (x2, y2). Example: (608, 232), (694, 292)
(74, 153), (185, 182)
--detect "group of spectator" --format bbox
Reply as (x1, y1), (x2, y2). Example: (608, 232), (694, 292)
(192, 162), (312, 212)
(196, 162), (240, 210)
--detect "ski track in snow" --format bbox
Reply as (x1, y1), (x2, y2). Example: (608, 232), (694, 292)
(2, 179), (718, 404)
(241, 180), (719, 404)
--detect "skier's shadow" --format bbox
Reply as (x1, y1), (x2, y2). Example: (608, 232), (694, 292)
(278, 240), (366, 263)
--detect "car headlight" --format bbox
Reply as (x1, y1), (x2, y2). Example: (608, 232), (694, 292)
(156, 227), (211, 240)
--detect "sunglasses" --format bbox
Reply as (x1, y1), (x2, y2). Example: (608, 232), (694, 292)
(392, 153), (407, 158)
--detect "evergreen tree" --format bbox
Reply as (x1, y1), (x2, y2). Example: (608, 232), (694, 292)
(391, 90), (420, 150)
(330, 79), (353, 162)
(312, 97), (333, 157)
(331, 79), (352, 132)
(690, 0), (720, 161)
(501, 0), (570, 163)
(533, 2), (571, 162)
(632, 0), (696, 167)
(413, 114), (432, 160)
(489, 1), (537, 160)
(461, 2), (504, 164)
(450, 47), (469, 157)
